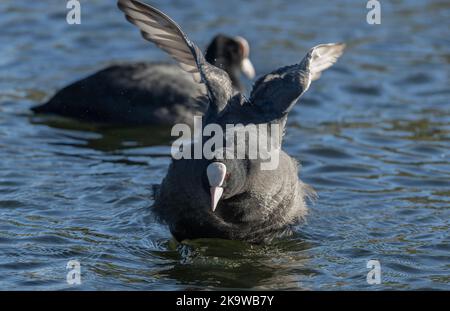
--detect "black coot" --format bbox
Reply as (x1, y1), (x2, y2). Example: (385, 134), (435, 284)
(32, 34), (255, 126)
(118, 0), (345, 243)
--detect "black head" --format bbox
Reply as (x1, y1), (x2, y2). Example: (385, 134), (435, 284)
(205, 159), (248, 204)
(205, 34), (255, 91)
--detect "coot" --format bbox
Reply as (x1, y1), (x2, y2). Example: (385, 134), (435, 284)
(32, 34), (255, 126)
(118, 0), (345, 243)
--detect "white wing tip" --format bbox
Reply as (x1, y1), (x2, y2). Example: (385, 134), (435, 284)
(309, 42), (346, 81)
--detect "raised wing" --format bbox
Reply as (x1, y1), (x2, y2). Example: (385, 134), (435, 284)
(249, 43), (345, 120)
(118, 0), (206, 86)
(308, 43), (346, 81)
(118, 0), (238, 114)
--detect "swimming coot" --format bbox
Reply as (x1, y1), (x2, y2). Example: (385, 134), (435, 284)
(32, 34), (255, 126)
(118, 0), (345, 243)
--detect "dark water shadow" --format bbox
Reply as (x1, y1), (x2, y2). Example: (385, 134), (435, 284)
(29, 114), (174, 152)
(149, 237), (316, 290)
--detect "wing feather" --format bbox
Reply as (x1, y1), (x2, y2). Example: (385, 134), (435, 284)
(249, 43), (345, 121)
(118, 0), (206, 87)
(309, 43), (346, 81)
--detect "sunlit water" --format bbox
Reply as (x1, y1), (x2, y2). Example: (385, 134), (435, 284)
(0, 0), (449, 290)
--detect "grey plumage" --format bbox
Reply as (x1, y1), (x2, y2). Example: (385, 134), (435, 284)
(118, 0), (345, 243)
(155, 154), (316, 243)
(249, 43), (345, 123)
(118, 0), (236, 120)
(32, 63), (207, 125)
(118, 0), (206, 86)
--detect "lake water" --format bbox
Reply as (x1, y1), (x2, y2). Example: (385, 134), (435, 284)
(0, 0), (449, 290)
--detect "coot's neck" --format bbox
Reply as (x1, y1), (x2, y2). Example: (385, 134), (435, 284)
(205, 55), (243, 92)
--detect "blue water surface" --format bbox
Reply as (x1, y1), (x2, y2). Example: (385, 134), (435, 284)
(0, 0), (449, 290)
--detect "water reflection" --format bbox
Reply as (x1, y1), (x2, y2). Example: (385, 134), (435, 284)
(29, 115), (174, 152)
(149, 238), (315, 290)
